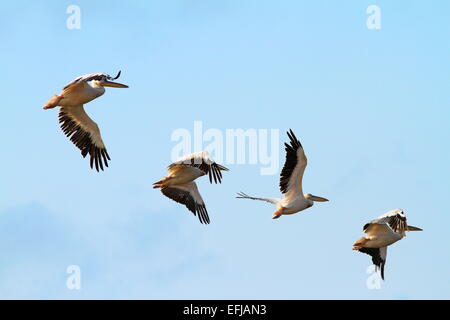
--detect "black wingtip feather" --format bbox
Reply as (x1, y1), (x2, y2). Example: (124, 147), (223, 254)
(286, 129), (302, 149)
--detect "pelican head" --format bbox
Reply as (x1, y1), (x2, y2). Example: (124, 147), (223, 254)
(96, 71), (129, 88)
(305, 193), (329, 202)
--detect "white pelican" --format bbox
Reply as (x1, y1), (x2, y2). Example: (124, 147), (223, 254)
(236, 129), (328, 219)
(353, 209), (422, 280)
(153, 151), (229, 224)
(43, 71), (128, 171)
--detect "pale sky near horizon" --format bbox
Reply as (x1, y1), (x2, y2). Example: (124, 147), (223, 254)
(0, 1), (449, 299)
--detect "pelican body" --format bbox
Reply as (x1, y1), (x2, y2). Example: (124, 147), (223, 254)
(153, 151), (229, 224)
(353, 209), (422, 280)
(237, 129), (328, 219)
(43, 72), (128, 171)
(158, 166), (205, 187)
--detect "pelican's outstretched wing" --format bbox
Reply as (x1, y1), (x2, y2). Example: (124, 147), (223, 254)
(236, 192), (279, 205)
(59, 105), (110, 171)
(161, 181), (210, 224)
(169, 151), (229, 184)
(279, 129), (307, 199)
(358, 247), (387, 280)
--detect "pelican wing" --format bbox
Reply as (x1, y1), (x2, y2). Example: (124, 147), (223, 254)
(279, 129), (307, 198)
(362, 222), (396, 237)
(366, 209), (408, 235)
(63, 72), (115, 90)
(161, 182), (210, 224)
(59, 105), (110, 171)
(236, 192), (279, 205)
(358, 246), (387, 280)
(169, 151), (229, 184)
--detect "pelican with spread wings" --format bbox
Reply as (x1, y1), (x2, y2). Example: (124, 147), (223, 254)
(43, 71), (128, 171)
(353, 209), (422, 280)
(153, 151), (229, 224)
(236, 129), (328, 219)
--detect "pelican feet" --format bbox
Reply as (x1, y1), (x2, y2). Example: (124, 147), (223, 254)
(43, 94), (63, 110)
(152, 176), (173, 189)
(272, 207), (285, 219)
(352, 237), (368, 250)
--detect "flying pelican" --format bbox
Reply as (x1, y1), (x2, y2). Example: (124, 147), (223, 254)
(236, 129), (328, 219)
(153, 151), (229, 224)
(353, 209), (422, 280)
(43, 71), (128, 171)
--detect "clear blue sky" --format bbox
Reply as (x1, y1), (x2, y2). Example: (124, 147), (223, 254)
(0, 0), (449, 299)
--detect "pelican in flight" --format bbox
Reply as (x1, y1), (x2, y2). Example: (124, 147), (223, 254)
(43, 71), (128, 171)
(153, 151), (229, 224)
(236, 129), (328, 219)
(353, 209), (422, 280)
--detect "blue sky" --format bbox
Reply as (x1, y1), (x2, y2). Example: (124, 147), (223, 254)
(0, 0), (449, 299)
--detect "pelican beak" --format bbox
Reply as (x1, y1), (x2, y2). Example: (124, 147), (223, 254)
(101, 80), (129, 88)
(407, 225), (423, 231)
(308, 195), (329, 202)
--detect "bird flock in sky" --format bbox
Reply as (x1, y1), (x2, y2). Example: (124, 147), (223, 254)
(43, 71), (422, 281)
